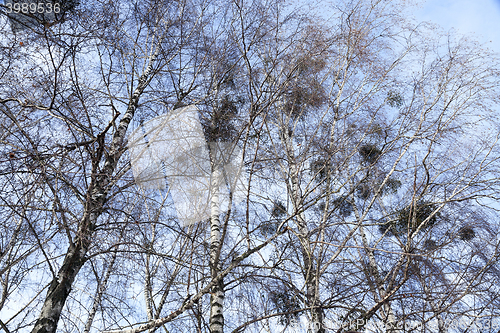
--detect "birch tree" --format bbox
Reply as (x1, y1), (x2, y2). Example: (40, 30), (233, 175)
(2, 0), (500, 333)
(247, 1), (500, 332)
(0, 0), (207, 332)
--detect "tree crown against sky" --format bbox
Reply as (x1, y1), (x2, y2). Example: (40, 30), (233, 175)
(1, 0), (500, 333)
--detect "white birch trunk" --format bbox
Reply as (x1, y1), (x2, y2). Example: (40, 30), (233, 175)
(357, 209), (399, 333)
(281, 126), (324, 333)
(83, 250), (118, 333)
(209, 166), (224, 333)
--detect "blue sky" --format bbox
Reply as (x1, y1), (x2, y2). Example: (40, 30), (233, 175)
(415, 0), (500, 53)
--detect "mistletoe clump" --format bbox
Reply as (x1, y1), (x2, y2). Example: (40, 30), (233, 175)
(380, 201), (440, 236)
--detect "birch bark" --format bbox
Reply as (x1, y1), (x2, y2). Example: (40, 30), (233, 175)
(209, 165), (225, 333)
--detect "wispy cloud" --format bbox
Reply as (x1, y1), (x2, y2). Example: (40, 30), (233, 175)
(415, 0), (500, 52)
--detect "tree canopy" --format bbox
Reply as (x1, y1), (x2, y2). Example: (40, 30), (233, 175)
(1, 0), (500, 332)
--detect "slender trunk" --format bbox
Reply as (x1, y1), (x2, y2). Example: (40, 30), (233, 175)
(293, 176), (324, 333)
(357, 208), (399, 333)
(144, 249), (154, 332)
(84, 249), (118, 333)
(143, 221), (157, 333)
(283, 128), (324, 333)
(209, 165), (224, 333)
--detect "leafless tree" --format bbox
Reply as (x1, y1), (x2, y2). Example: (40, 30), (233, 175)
(1, 1), (500, 333)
